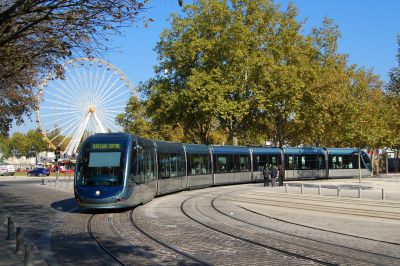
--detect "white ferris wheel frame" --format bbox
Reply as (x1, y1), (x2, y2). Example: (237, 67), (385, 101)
(35, 57), (135, 156)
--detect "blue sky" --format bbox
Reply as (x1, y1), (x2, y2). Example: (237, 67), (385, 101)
(11, 0), (400, 134)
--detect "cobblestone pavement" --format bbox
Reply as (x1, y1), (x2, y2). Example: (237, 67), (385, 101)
(0, 175), (399, 265)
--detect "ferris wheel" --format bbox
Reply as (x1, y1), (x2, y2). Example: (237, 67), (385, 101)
(35, 57), (135, 156)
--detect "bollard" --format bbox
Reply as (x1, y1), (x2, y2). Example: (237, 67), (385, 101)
(24, 243), (34, 266)
(318, 185), (321, 195)
(337, 186), (340, 197)
(285, 184), (288, 193)
(7, 217), (15, 240)
(50, 179), (53, 186)
(16, 227), (24, 255)
(41, 178), (45, 185)
(300, 184), (303, 194)
(382, 189), (385, 200)
(358, 187), (361, 198)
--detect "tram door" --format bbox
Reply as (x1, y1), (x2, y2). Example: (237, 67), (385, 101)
(138, 147), (157, 203)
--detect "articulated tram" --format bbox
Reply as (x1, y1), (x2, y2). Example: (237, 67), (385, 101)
(74, 133), (372, 209)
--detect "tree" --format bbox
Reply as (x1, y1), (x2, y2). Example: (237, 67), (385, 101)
(25, 129), (48, 157)
(387, 34), (400, 95)
(386, 34), (400, 153)
(8, 132), (29, 158)
(0, 137), (10, 159)
(0, 0), (149, 137)
(141, 0), (312, 145)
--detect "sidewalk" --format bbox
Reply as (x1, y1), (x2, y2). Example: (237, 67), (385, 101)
(0, 228), (47, 265)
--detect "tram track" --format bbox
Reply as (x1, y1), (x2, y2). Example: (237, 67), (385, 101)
(180, 191), (337, 266)
(87, 214), (125, 266)
(237, 204), (400, 246)
(209, 194), (400, 264)
(129, 208), (210, 265)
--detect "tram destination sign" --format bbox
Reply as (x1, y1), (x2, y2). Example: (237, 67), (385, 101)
(92, 143), (121, 150)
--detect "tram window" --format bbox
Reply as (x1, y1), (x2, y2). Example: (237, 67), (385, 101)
(216, 155), (228, 173)
(200, 154), (210, 174)
(270, 156), (277, 166)
(286, 155), (294, 170)
(230, 155), (240, 172)
(159, 153), (170, 179)
(170, 153), (178, 177)
(189, 154), (210, 175)
(342, 155), (357, 169)
(293, 155), (320, 170)
(143, 149), (155, 181)
(329, 155), (343, 169)
(189, 154), (199, 175)
(178, 154), (184, 176)
(318, 155), (325, 168)
(253, 155), (267, 171)
(240, 155), (250, 172)
(361, 152), (371, 169)
(131, 146), (144, 184)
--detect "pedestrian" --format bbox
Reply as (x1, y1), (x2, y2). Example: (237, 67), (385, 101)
(262, 165), (270, 187)
(271, 164), (278, 187)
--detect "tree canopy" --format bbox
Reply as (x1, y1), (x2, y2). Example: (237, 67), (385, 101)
(0, 0), (149, 137)
(120, 0), (389, 149)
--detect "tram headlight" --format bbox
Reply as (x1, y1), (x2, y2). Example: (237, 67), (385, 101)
(95, 190), (100, 196)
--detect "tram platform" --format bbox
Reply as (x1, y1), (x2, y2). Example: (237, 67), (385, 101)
(275, 174), (400, 201)
(0, 174), (399, 265)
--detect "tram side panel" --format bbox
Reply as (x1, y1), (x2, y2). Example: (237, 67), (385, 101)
(185, 144), (213, 189)
(140, 148), (158, 203)
(327, 149), (372, 178)
(211, 146), (252, 185)
(155, 141), (186, 195)
(283, 148), (327, 180)
(251, 148), (283, 182)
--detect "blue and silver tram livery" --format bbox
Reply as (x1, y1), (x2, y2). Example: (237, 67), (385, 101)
(74, 133), (372, 209)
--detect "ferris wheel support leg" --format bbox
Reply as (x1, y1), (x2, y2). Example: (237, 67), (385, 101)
(64, 113), (91, 156)
(93, 112), (107, 133)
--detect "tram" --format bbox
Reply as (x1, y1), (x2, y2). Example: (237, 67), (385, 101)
(74, 133), (372, 209)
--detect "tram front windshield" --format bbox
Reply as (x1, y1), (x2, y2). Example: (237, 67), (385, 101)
(76, 142), (126, 186)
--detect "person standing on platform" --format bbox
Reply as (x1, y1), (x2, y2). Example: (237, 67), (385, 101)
(271, 164), (278, 187)
(262, 165), (270, 187)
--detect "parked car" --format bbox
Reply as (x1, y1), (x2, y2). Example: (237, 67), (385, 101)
(27, 168), (50, 177)
(0, 164), (15, 176)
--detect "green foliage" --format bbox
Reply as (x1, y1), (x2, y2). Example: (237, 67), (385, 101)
(0, 0), (149, 137)
(120, 0), (390, 149)
(1, 130), (48, 158)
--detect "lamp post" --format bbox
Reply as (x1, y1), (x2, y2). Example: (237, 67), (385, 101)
(358, 148), (361, 183)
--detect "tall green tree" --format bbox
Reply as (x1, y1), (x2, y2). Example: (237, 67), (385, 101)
(25, 129), (48, 157)
(8, 132), (29, 158)
(386, 34), (400, 148)
(292, 17), (349, 146)
(140, 0), (315, 145)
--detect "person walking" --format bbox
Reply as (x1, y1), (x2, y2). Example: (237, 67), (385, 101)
(271, 164), (278, 187)
(262, 165), (270, 187)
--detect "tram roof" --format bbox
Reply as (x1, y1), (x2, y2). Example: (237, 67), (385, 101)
(326, 148), (359, 155)
(283, 147), (324, 155)
(184, 144), (210, 154)
(153, 140), (184, 152)
(251, 147), (281, 155)
(211, 146), (250, 154)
